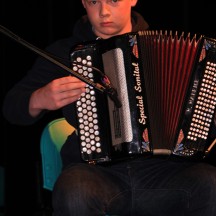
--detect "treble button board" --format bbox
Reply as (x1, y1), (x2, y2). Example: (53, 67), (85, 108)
(187, 61), (216, 141)
(72, 56), (102, 158)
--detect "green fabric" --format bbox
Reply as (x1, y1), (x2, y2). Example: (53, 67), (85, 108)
(40, 118), (75, 190)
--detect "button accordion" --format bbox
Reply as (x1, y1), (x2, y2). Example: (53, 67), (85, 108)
(70, 30), (216, 164)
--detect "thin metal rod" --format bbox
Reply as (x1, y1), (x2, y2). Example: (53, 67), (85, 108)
(0, 24), (105, 93)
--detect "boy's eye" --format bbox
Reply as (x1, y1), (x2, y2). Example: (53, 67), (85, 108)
(87, 0), (98, 5)
(87, 0), (119, 5)
(109, 0), (119, 3)
(91, 1), (97, 4)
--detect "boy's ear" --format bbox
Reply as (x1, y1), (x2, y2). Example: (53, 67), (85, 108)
(81, 0), (86, 9)
(131, 0), (138, 7)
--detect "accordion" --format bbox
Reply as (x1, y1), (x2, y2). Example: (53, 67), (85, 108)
(70, 30), (216, 164)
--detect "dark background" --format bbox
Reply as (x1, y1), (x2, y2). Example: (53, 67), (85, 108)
(1, 1), (216, 215)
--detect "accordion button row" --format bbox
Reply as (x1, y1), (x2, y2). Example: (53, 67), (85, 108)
(73, 56), (102, 155)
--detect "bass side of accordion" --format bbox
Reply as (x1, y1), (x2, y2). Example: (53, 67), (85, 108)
(69, 31), (216, 164)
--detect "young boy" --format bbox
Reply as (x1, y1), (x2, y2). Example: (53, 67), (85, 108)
(3, 0), (216, 215)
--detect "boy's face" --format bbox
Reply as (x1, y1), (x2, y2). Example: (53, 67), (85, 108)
(81, 0), (138, 39)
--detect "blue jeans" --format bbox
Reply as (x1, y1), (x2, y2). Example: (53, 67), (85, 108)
(52, 157), (216, 216)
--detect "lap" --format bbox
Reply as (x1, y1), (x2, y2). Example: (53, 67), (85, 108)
(55, 157), (216, 192)
(53, 157), (216, 216)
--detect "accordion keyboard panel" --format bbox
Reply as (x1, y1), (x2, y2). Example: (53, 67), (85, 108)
(72, 54), (110, 162)
(187, 61), (216, 142)
(174, 38), (216, 157)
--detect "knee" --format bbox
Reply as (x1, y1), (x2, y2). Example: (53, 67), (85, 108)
(52, 164), (117, 203)
(191, 163), (216, 200)
(53, 164), (98, 199)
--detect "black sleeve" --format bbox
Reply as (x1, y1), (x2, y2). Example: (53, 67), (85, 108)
(2, 37), (73, 125)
